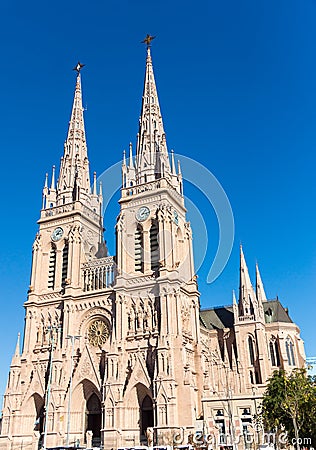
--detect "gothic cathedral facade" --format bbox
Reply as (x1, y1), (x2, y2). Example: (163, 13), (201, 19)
(0, 46), (306, 450)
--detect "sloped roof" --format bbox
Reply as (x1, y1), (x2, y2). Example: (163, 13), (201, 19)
(262, 299), (293, 324)
(200, 299), (292, 330)
(200, 306), (234, 330)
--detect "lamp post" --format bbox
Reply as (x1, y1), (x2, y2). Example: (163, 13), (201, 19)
(42, 326), (59, 450)
(66, 335), (81, 447)
(210, 360), (235, 450)
(215, 360), (237, 450)
(252, 386), (262, 450)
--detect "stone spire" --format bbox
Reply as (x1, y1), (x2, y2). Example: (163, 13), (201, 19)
(10, 333), (21, 367)
(171, 149), (176, 175)
(42, 166), (57, 209)
(42, 173), (48, 209)
(50, 165), (56, 190)
(122, 143), (136, 189)
(239, 245), (257, 317)
(135, 44), (171, 184)
(57, 65), (91, 206)
(232, 289), (238, 323)
(256, 262), (267, 303)
(129, 142), (134, 169)
(239, 246), (264, 321)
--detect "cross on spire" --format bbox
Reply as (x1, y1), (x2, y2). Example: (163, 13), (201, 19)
(141, 34), (156, 48)
(73, 61), (85, 73)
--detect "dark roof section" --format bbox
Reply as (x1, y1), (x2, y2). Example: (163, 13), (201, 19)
(200, 299), (292, 330)
(200, 306), (234, 330)
(262, 300), (293, 324)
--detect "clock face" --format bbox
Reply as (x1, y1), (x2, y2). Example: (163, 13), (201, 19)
(173, 210), (179, 226)
(136, 206), (150, 222)
(51, 227), (64, 242)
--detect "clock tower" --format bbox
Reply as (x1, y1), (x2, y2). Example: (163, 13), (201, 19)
(29, 68), (105, 301)
(1, 66), (113, 450)
(106, 44), (202, 446)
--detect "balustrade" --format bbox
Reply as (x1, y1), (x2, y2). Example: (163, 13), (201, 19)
(82, 256), (116, 291)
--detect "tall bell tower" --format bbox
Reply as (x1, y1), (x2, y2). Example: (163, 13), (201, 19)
(1, 64), (111, 450)
(25, 64), (106, 350)
(103, 39), (202, 447)
(30, 64), (104, 293)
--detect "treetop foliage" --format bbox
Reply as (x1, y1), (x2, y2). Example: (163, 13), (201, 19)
(262, 368), (316, 448)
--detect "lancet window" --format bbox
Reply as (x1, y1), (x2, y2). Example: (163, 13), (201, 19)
(248, 336), (255, 366)
(135, 226), (144, 272)
(150, 220), (159, 272)
(269, 337), (280, 367)
(286, 337), (295, 366)
(61, 241), (69, 287)
(48, 245), (56, 289)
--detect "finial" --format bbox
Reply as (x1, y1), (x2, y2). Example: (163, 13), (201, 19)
(256, 261), (267, 302)
(15, 333), (21, 357)
(171, 149), (176, 175)
(141, 34), (156, 48)
(42, 173), (48, 209)
(129, 142), (134, 168)
(50, 165), (56, 190)
(177, 160), (182, 175)
(73, 62), (85, 74)
(93, 171), (97, 195)
(123, 149), (126, 166)
(44, 172), (48, 188)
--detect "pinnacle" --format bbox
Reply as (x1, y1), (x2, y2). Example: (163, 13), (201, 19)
(55, 66), (91, 206)
(135, 42), (171, 183)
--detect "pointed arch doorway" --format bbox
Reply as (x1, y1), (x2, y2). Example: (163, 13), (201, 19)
(141, 395), (154, 439)
(86, 393), (102, 446)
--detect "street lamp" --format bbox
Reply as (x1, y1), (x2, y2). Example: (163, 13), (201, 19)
(252, 386), (262, 450)
(215, 360), (237, 450)
(42, 326), (59, 450)
(66, 335), (81, 447)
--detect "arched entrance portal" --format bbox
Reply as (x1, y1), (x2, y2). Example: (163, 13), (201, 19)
(141, 395), (154, 437)
(86, 393), (102, 446)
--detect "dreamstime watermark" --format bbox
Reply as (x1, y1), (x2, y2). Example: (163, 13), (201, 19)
(98, 153), (234, 284)
(169, 429), (312, 447)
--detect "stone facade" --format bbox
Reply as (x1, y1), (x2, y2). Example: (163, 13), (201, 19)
(0, 47), (305, 450)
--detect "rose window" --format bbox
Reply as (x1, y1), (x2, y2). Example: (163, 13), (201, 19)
(88, 320), (109, 347)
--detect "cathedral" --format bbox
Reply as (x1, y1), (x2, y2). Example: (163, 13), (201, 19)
(0, 41), (306, 450)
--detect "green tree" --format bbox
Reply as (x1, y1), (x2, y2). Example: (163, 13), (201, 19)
(262, 369), (316, 449)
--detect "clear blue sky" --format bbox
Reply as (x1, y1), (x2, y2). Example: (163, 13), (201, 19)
(0, 0), (316, 398)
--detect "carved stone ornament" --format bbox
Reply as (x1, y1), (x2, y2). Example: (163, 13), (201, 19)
(88, 319), (110, 347)
(80, 358), (92, 378)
